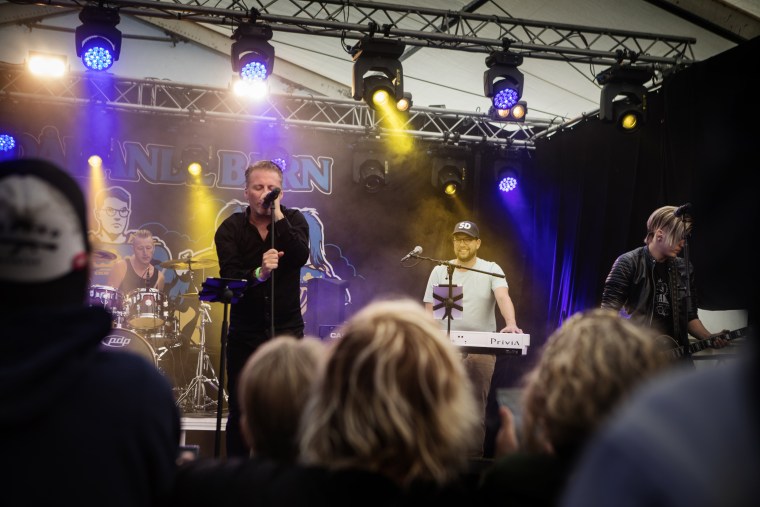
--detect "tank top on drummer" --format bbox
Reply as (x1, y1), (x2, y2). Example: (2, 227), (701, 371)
(120, 258), (159, 294)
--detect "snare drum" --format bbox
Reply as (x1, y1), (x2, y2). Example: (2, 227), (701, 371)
(125, 288), (168, 330)
(88, 285), (125, 326)
(138, 317), (180, 348)
(100, 327), (157, 367)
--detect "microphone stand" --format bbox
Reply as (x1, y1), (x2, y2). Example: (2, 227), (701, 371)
(678, 217), (692, 351)
(268, 198), (276, 338)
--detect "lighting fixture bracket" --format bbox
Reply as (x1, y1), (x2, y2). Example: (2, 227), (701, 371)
(596, 64), (653, 86)
(75, 6), (121, 59)
(351, 37), (406, 102)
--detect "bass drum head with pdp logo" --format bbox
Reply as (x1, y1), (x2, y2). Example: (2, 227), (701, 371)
(100, 327), (157, 367)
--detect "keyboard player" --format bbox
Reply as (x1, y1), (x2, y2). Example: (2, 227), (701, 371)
(423, 220), (523, 458)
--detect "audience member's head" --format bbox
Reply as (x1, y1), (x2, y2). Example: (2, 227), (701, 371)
(1, 158), (181, 507)
(520, 308), (670, 459)
(299, 298), (479, 487)
(239, 335), (326, 462)
(0, 158), (91, 307)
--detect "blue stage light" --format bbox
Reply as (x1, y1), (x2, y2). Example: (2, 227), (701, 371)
(231, 22), (274, 91)
(0, 134), (17, 153)
(484, 50), (524, 111)
(75, 7), (121, 72)
(82, 39), (115, 71)
(497, 173), (518, 193)
(240, 60), (269, 82)
(492, 84), (520, 110)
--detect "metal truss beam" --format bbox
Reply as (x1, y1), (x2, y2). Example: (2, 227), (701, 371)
(21, 0), (697, 68)
(0, 63), (551, 147)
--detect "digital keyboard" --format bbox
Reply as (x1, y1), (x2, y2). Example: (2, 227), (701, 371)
(448, 330), (530, 356)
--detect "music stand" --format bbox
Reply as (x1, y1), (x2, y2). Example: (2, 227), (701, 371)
(199, 277), (248, 458)
(417, 256), (506, 337)
(432, 269), (463, 337)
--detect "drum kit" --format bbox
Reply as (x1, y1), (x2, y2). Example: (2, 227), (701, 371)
(93, 253), (227, 413)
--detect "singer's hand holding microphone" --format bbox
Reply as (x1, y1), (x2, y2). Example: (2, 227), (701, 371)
(256, 248), (284, 282)
(260, 187), (283, 220)
(262, 187), (281, 208)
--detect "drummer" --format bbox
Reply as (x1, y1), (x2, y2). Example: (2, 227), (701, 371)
(107, 229), (165, 293)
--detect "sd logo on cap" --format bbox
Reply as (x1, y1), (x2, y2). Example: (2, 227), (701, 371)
(452, 221), (479, 238)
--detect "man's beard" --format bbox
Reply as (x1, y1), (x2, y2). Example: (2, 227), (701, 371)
(456, 249), (475, 263)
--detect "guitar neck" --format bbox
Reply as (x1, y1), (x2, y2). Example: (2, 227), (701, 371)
(678, 326), (749, 357)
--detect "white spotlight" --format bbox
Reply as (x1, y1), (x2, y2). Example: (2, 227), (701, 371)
(27, 52), (67, 78)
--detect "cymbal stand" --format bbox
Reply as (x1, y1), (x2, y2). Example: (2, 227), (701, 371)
(175, 301), (228, 412)
(186, 268), (200, 297)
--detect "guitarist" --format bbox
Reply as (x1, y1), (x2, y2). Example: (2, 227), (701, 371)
(601, 205), (728, 362)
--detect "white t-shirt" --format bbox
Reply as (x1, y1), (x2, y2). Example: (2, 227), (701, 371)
(423, 257), (508, 332)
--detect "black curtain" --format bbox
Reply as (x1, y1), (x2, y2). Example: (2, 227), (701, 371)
(532, 36), (760, 330)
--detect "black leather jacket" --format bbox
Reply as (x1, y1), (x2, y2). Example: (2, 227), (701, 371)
(601, 245), (698, 345)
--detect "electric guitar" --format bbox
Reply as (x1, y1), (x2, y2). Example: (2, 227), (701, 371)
(659, 327), (749, 359)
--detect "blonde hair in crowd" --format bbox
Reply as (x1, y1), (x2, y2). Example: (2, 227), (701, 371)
(239, 336), (326, 463)
(299, 298), (479, 486)
(520, 308), (670, 456)
(644, 205), (693, 247)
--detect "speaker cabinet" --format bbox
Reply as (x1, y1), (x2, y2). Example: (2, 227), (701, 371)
(304, 278), (349, 339)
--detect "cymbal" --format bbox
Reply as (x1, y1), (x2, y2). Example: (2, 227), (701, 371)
(160, 256), (218, 270)
(180, 292), (199, 298)
(92, 249), (117, 261)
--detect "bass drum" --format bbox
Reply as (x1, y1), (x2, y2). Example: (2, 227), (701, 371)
(100, 327), (157, 367)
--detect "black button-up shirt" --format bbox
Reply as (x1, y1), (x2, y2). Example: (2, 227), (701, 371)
(214, 205), (309, 335)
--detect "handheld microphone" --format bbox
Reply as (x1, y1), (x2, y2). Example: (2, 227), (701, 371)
(674, 202), (692, 217)
(262, 187), (281, 208)
(400, 246), (423, 262)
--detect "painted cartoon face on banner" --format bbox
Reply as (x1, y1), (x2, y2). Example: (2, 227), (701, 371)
(89, 185), (174, 290)
(10, 122), (388, 358)
(92, 186), (131, 243)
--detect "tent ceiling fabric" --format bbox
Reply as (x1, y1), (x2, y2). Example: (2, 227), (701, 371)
(0, 0), (757, 124)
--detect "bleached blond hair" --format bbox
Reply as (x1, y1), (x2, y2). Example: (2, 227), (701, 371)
(644, 205), (693, 247)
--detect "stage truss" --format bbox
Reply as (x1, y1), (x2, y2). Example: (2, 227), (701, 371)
(0, 62), (555, 148)
(17, 0), (697, 67)
(2, 0), (700, 147)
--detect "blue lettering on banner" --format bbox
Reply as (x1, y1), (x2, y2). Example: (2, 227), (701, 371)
(218, 151), (250, 188)
(10, 127), (334, 194)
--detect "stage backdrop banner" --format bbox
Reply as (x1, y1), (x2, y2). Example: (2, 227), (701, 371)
(2, 101), (537, 358)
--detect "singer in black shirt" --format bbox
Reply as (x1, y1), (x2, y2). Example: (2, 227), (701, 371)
(215, 160), (309, 457)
